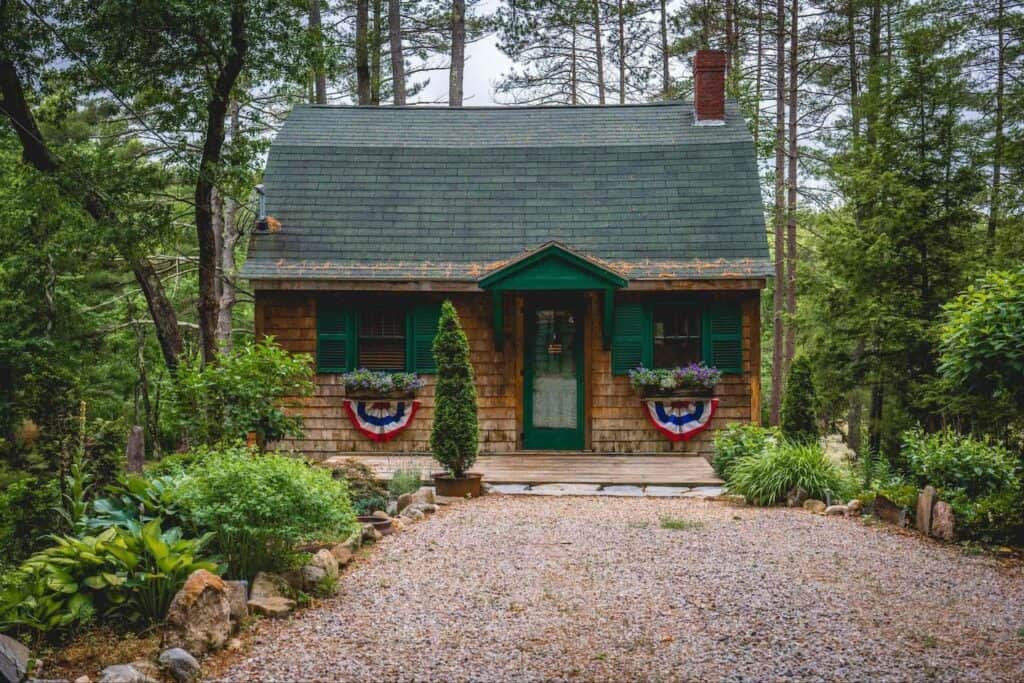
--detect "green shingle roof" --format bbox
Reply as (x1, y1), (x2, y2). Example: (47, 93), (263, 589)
(242, 102), (771, 282)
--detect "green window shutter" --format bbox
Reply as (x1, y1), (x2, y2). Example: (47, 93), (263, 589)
(317, 305), (351, 373)
(702, 304), (743, 374)
(409, 303), (442, 373)
(611, 303), (651, 375)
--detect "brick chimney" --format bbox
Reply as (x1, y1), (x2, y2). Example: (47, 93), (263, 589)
(693, 50), (727, 125)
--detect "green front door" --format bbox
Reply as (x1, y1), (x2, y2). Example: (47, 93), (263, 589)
(524, 300), (585, 450)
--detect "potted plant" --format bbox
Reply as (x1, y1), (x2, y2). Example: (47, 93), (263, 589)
(340, 369), (424, 399)
(628, 363), (721, 398)
(429, 300), (482, 497)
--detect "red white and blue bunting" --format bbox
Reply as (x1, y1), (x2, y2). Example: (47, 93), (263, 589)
(343, 399), (420, 442)
(642, 398), (718, 442)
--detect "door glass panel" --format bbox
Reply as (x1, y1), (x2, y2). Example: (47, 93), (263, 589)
(531, 309), (577, 429)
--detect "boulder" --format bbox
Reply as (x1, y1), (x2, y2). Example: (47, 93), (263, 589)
(310, 549), (339, 580)
(284, 565), (326, 593)
(330, 542), (353, 566)
(916, 485), (937, 535)
(74, 676), (92, 683)
(400, 507), (425, 521)
(157, 649), (200, 683)
(224, 580), (248, 623)
(0, 634), (29, 683)
(786, 487), (809, 508)
(250, 572), (293, 600)
(846, 499), (863, 515)
(802, 499), (826, 514)
(163, 569), (231, 654)
(361, 524), (382, 543)
(396, 486), (435, 513)
(824, 504), (848, 516)
(873, 494), (909, 527)
(128, 661), (160, 683)
(930, 501), (956, 542)
(96, 665), (153, 683)
(247, 597), (296, 619)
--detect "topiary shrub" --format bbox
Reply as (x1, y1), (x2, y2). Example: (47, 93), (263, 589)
(711, 423), (778, 480)
(780, 355), (819, 444)
(331, 458), (389, 515)
(429, 300), (479, 478)
(174, 447), (358, 581)
(728, 441), (847, 506)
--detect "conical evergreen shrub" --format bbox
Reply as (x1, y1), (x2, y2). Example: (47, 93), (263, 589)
(780, 354), (819, 444)
(429, 300), (479, 477)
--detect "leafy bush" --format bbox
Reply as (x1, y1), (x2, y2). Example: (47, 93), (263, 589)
(388, 467), (422, 497)
(331, 458), (389, 516)
(0, 475), (60, 563)
(712, 423), (778, 479)
(628, 363), (722, 393)
(728, 441), (847, 506)
(902, 428), (1018, 497)
(340, 369), (423, 394)
(84, 474), (190, 532)
(780, 355), (819, 444)
(164, 338), (314, 447)
(174, 447), (358, 580)
(429, 300), (479, 478)
(945, 489), (1024, 545)
(0, 520), (217, 636)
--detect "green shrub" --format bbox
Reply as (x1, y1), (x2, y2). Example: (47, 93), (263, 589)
(84, 473), (190, 532)
(728, 441), (847, 506)
(712, 423), (778, 480)
(946, 489), (1024, 545)
(164, 338), (314, 447)
(0, 475), (60, 563)
(780, 355), (819, 444)
(429, 300), (479, 478)
(331, 458), (389, 516)
(388, 467), (422, 497)
(0, 520), (217, 636)
(902, 428), (1018, 497)
(174, 447), (358, 580)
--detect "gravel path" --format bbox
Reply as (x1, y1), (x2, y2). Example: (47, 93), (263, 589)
(214, 496), (1024, 682)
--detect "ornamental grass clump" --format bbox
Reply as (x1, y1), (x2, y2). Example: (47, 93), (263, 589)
(429, 300), (479, 478)
(728, 441), (847, 506)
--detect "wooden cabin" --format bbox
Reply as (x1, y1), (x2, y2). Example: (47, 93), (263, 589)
(243, 51), (770, 471)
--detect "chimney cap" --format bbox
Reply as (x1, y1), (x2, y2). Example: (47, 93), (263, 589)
(694, 49), (728, 70)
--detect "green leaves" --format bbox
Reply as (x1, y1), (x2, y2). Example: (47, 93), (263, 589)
(429, 300), (479, 478)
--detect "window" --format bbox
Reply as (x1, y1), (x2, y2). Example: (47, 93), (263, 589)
(652, 305), (701, 367)
(316, 301), (441, 374)
(358, 308), (406, 370)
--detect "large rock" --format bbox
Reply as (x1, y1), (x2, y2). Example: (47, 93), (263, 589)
(250, 572), (293, 600)
(824, 504), (848, 516)
(283, 565), (326, 593)
(874, 494), (909, 527)
(400, 507), (425, 521)
(802, 499), (826, 514)
(0, 634), (29, 683)
(157, 649), (200, 683)
(163, 569), (231, 654)
(362, 524), (382, 543)
(97, 665), (153, 683)
(224, 580), (248, 623)
(786, 487), (809, 508)
(330, 542), (353, 567)
(916, 485), (937, 535)
(396, 486), (435, 513)
(846, 499), (863, 516)
(247, 597), (295, 619)
(931, 501), (956, 541)
(310, 549), (339, 580)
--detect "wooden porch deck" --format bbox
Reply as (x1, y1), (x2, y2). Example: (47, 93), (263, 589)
(323, 453), (722, 486)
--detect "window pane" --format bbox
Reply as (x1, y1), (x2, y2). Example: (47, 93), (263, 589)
(359, 308), (406, 370)
(652, 305), (700, 368)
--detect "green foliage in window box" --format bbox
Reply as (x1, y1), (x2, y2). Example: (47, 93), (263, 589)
(429, 300), (479, 478)
(340, 369), (424, 396)
(780, 355), (820, 444)
(728, 442), (850, 506)
(711, 423), (779, 480)
(628, 363), (721, 395)
(0, 520), (218, 637)
(331, 458), (389, 516)
(173, 447), (358, 581)
(164, 337), (314, 447)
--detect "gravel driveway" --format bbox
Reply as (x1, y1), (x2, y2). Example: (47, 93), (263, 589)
(214, 496), (1024, 682)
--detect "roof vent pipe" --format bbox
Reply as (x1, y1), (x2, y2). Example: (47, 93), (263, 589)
(254, 184), (268, 232)
(693, 50), (727, 125)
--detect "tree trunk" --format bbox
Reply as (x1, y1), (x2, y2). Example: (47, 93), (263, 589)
(594, 2), (606, 104)
(846, 0), (860, 141)
(309, 0), (327, 104)
(449, 0), (466, 106)
(571, 25), (579, 104)
(770, 0), (786, 425)
(754, 0), (763, 150)
(0, 55), (183, 370)
(389, 0), (405, 105)
(195, 2), (248, 365)
(868, 382), (883, 458)
(987, 0), (1005, 246)
(659, 0), (669, 97)
(617, 0), (625, 103)
(356, 0), (371, 104)
(125, 426), (145, 474)
(784, 0), (798, 374)
(371, 0), (382, 104)
(216, 102), (241, 351)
